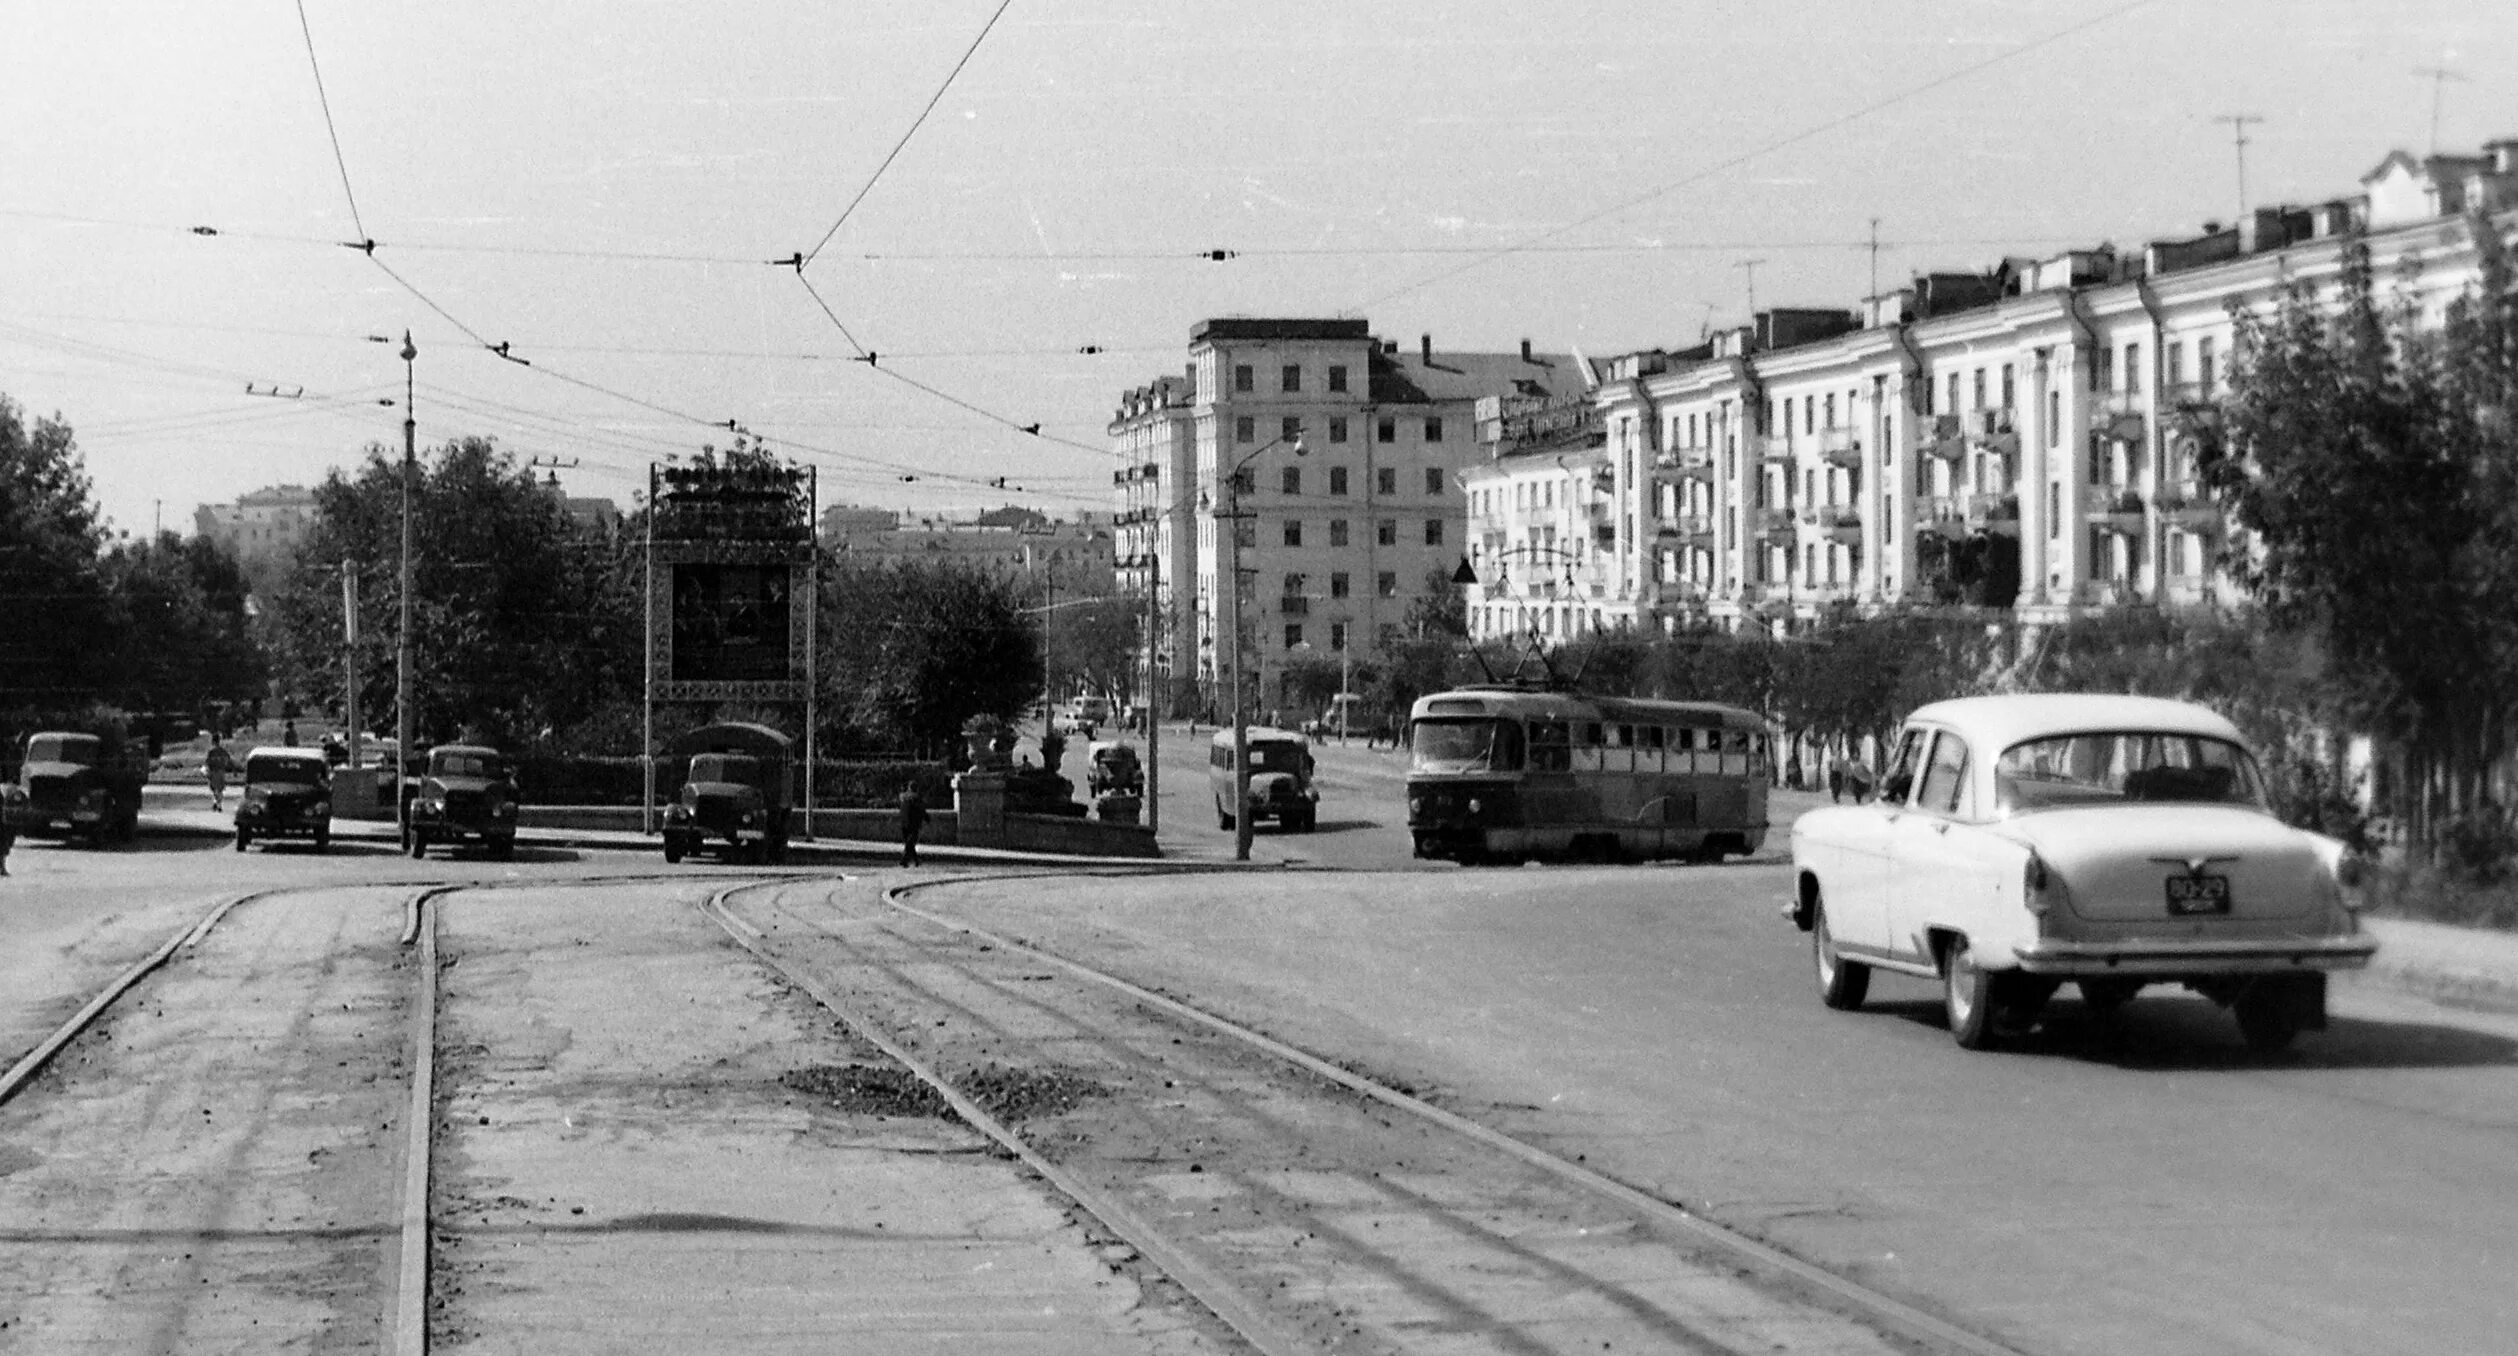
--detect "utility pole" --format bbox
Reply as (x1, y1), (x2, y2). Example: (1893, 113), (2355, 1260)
(2214, 114), (2262, 219)
(1867, 218), (1881, 300)
(341, 561), (362, 773)
(396, 331), (417, 844)
(1144, 542), (1160, 831)
(2416, 64), (2466, 155)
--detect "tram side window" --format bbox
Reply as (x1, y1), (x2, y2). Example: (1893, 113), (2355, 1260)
(1726, 728), (1752, 775)
(1675, 726), (1701, 774)
(1637, 724), (1664, 773)
(1529, 720), (1572, 772)
(1575, 722), (1607, 773)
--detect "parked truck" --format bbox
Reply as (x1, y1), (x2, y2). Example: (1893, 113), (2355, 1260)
(7, 729), (150, 847)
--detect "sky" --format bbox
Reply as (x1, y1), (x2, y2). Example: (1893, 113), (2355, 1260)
(4, 1), (2513, 540)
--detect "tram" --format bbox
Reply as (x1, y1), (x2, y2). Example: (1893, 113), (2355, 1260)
(1405, 685), (1772, 864)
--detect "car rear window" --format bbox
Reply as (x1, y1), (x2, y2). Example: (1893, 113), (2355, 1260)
(1995, 731), (2268, 814)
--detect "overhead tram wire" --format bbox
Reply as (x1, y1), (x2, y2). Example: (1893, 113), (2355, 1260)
(293, 0), (369, 246)
(1354, 0), (2157, 313)
(800, 0), (1017, 269)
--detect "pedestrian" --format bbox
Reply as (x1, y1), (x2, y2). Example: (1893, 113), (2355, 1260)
(895, 785), (928, 867)
(282, 719), (298, 747)
(204, 737), (236, 810)
(1828, 758), (1846, 803)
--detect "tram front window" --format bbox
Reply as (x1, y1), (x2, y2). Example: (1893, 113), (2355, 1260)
(1410, 718), (1524, 774)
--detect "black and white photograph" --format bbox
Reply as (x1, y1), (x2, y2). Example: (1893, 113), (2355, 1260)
(4, 3), (2516, 1351)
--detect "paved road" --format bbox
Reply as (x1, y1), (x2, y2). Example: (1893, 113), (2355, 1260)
(918, 867), (2518, 1356)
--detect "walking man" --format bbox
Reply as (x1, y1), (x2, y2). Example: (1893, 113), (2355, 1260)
(204, 737), (236, 810)
(896, 785), (928, 868)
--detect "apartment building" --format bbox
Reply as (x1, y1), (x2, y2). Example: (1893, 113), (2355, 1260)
(193, 483), (320, 601)
(1529, 139), (2518, 637)
(1113, 319), (1586, 712)
(1459, 388), (1616, 642)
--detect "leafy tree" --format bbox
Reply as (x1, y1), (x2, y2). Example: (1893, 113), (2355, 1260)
(97, 531), (265, 713)
(817, 557), (1039, 759)
(2205, 222), (2518, 837)
(1043, 593), (1144, 709)
(0, 396), (115, 707)
(265, 436), (635, 748)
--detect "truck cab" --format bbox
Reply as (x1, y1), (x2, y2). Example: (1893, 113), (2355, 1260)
(8, 730), (147, 847)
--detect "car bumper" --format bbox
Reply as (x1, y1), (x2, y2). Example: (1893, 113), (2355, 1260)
(2012, 934), (2379, 976)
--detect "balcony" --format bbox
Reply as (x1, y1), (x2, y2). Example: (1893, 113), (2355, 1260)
(1923, 413), (1967, 461)
(1756, 505), (1797, 534)
(1818, 505), (1863, 544)
(2095, 396), (2147, 445)
(2085, 488), (2146, 533)
(1918, 494), (1968, 538)
(1964, 492), (2021, 535)
(1971, 409), (2021, 455)
(1819, 427), (1863, 467)
(1674, 514), (1716, 547)
(1753, 435), (1796, 465)
(1277, 595), (1309, 617)
(2156, 478), (2217, 524)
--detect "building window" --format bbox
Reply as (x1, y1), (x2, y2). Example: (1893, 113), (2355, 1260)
(1330, 621), (1348, 652)
(1234, 364), (1254, 393)
(1376, 571), (1398, 598)
(1282, 520), (1303, 547)
(1328, 466), (1349, 495)
(1377, 467), (1397, 495)
(1282, 416), (1303, 443)
(2049, 482), (2062, 537)
(1282, 571), (1304, 596)
(1329, 416), (1349, 444)
(1424, 467), (1444, 494)
(2096, 346), (2114, 393)
(1972, 369), (1987, 411)
(1823, 393), (1836, 429)
(1377, 417), (1396, 444)
(2199, 337), (2218, 390)
(2124, 342), (2142, 393)
(1282, 364), (1301, 393)
(2001, 364), (2016, 409)
(1425, 417), (1444, 443)
(1330, 571), (1351, 598)
(1281, 466), (1301, 495)
(1377, 519), (1397, 546)
(1235, 415), (1255, 443)
(1285, 623), (1304, 649)
(1425, 518), (1444, 546)
(1329, 519), (1350, 547)
(1328, 364), (1348, 393)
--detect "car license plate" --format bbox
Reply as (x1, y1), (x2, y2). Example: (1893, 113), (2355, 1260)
(2165, 873), (2232, 915)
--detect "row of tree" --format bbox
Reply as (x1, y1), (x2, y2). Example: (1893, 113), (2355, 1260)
(0, 397), (264, 737)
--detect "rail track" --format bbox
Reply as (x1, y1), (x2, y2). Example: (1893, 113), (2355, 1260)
(4, 867), (2040, 1354)
(707, 872), (2038, 1356)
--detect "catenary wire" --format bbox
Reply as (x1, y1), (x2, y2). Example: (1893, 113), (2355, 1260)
(801, 0), (1018, 268)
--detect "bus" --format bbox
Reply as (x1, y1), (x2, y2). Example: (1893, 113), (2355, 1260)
(1404, 686), (1771, 864)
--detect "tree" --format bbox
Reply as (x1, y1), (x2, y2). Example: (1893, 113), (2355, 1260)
(817, 557), (1039, 759)
(265, 436), (636, 748)
(1043, 593), (1143, 709)
(96, 531), (266, 713)
(0, 396), (115, 707)
(2205, 221), (2518, 837)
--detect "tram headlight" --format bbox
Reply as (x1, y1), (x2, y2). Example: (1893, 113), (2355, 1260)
(1466, 797), (1483, 816)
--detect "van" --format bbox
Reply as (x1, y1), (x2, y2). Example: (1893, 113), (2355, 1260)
(1207, 726), (1318, 832)
(1056, 694), (1113, 734)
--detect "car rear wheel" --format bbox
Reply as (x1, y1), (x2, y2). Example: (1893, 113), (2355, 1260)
(2233, 977), (2316, 1052)
(1942, 938), (2002, 1050)
(313, 827), (330, 853)
(663, 835), (685, 864)
(407, 829), (428, 860)
(234, 827), (250, 853)
(1216, 797), (1234, 831)
(1812, 898), (1870, 1011)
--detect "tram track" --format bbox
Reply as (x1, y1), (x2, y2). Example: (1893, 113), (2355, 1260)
(709, 872), (2036, 1356)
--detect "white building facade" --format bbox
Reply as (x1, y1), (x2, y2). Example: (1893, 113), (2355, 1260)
(1530, 142), (2518, 636)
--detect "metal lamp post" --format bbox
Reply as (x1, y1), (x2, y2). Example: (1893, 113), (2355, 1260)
(1218, 433), (1304, 861)
(395, 332), (417, 841)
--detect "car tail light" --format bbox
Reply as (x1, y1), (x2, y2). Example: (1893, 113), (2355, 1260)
(2023, 850), (2068, 916)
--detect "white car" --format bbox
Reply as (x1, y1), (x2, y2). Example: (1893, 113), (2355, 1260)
(1787, 693), (2375, 1051)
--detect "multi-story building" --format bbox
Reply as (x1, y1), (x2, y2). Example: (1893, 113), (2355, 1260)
(193, 483), (320, 600)
(1525, 139), (2518, 637)
(1460, 387), (1616, 642)
(821, 504), (1113, 597)
(1113, 319), (1586, 714)
(1109, 373), (1196, 705)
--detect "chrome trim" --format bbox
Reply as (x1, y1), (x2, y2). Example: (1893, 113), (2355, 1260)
(2014, 935), (2376, 976)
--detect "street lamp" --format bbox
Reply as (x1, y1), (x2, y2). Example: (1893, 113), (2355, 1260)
(396, 331), (417, 841)
(1211, 432), (1305, 861)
